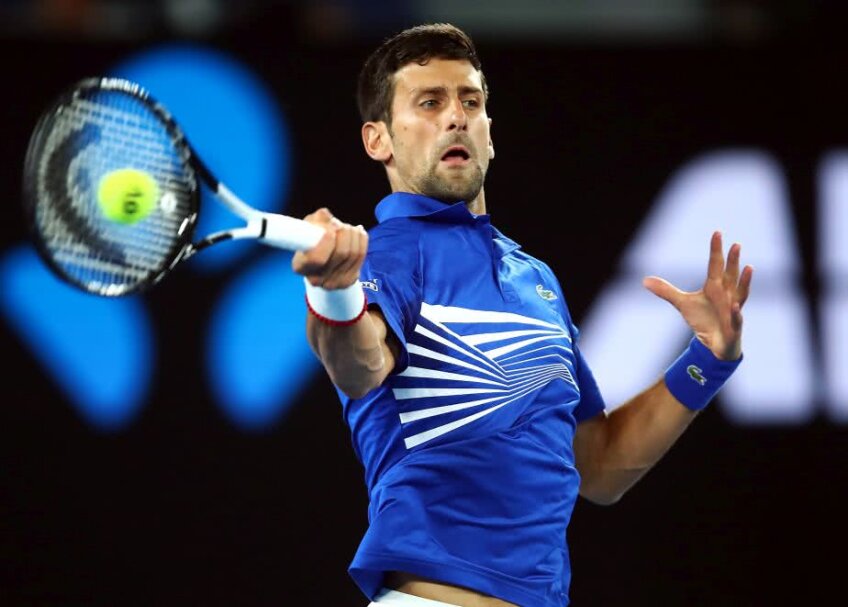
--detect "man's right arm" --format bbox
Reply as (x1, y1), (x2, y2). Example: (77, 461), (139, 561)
(306, 307), (397, 398)
(293, 208), (398, 399)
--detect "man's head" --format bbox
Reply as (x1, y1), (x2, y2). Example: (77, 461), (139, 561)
(358, 23), (494, 207)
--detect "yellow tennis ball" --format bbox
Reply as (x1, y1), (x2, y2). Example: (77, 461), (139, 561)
(96, 168), (159, 225)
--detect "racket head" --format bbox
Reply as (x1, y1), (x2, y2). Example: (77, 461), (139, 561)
(23, 77), (200, 296)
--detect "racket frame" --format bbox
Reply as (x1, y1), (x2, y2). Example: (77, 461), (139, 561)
(24, 76), (323, 296)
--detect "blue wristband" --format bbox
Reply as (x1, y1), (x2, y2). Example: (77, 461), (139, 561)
(664, 337), (742, 411)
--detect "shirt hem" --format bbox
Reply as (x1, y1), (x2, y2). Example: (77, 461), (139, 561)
(351, 552), (566, 607)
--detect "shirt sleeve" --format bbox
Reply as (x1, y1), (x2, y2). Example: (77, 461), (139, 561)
(544, 264), (607, 422)
(572, 343), (606, 422)
(359, 222), (422, 375)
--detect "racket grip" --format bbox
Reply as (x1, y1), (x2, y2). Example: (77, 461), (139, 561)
(259, 213), (325, 251)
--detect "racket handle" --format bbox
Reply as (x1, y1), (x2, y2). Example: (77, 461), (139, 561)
(258, 213), (326, 251)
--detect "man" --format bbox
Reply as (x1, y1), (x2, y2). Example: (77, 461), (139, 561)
(292, 23), (753, 607)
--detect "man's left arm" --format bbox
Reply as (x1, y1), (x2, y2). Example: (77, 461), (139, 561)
(574, 231), (753, 505)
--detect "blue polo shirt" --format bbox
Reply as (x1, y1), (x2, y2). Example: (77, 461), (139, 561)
(339, 193), (606, 607)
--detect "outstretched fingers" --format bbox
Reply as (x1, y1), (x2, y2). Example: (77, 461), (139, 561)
(707, 230), (725, 281)
(643, 276), (684, 309)
(737, 264), (754, 307)
(725, 242), (741, 286)
(730, 301), (744, 333)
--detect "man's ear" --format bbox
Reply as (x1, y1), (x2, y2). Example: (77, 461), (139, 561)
(488, 117), (495, 160)
(362, 121), (392, 163)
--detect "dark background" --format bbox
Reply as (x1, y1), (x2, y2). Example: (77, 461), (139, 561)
(2, 2), (847, 606)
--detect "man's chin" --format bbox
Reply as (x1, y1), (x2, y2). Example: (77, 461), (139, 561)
(422, 174), (483, 204)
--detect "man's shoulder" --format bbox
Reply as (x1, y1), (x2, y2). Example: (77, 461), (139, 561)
(365, 218), (423, 271)
(510, 246), (556, 275)
(368, 217), (423, 249)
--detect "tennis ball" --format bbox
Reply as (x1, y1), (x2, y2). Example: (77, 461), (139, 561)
(96, 168), (159, 225)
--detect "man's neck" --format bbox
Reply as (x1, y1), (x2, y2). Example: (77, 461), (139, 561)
(465, 193), (486, 216)
(386, 183), (487, 215)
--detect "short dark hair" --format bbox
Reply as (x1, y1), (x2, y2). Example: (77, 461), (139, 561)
(357, 23), (488, 125)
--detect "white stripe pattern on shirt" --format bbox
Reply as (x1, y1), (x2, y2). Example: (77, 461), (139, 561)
(395, 303), (576, 448)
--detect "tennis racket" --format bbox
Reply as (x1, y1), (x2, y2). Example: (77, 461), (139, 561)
(22, 76), (324, 297)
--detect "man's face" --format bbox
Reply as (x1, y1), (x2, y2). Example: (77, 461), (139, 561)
(385, 58), (493, 204)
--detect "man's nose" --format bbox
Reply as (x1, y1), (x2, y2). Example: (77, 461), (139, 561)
(447, 98), (468, 131)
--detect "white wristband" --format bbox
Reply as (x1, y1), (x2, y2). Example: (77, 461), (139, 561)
(304, 278), (367, 324)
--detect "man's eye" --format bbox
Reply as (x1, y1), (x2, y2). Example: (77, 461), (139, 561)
(420, 99), (438, 108)
(463, 99), (480, 108)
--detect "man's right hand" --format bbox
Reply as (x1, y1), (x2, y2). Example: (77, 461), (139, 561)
(292, 207), (368, 290)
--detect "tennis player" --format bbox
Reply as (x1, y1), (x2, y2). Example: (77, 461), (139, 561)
(292, 23), (752, 607)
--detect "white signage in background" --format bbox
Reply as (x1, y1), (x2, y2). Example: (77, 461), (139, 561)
(819, 153), (848, 421)
(577, 149), (847, 425)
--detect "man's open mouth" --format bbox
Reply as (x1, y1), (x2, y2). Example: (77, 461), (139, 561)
(441, 146), (471, 164)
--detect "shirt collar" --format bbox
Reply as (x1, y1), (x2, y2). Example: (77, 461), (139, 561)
(373, 192), (521, 257)
(374, 192), (477, 225)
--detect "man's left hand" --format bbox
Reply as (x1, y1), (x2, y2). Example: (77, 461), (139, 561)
(643, 231), (754, 361)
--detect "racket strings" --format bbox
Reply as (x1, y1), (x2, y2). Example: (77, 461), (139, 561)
(31, 88), (195, 294)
